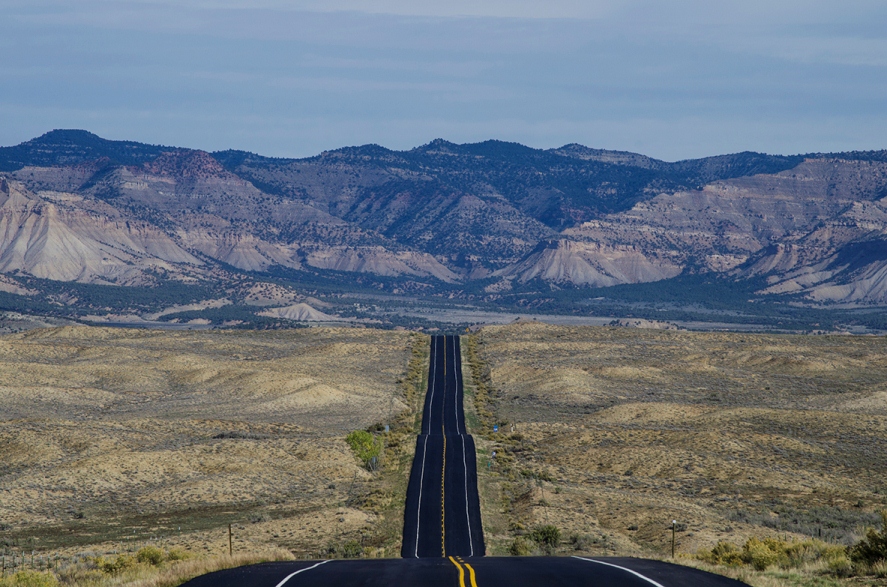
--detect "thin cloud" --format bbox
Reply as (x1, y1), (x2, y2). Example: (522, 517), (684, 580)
(0, 0), (884, 158)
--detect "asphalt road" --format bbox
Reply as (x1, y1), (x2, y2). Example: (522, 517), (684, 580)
(181, 334), (750, 586)
(182, 556), (749, 587)
(401, 335), (485, 558)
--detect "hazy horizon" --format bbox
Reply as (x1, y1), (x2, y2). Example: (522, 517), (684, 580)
(2, 0), (885, 160)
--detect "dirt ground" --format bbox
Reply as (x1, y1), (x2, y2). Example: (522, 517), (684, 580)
(465, 323), (887, 558)
(0, 326), (423, 564)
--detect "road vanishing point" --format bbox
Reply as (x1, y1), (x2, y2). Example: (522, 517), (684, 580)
(183, 335), (747, 587)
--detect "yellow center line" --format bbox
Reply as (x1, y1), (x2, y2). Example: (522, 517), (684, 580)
(455, 557), (478, 587)
(441, 428), (447, 557)
(448, 557), (466, 587)
(464, 562), (478, 587)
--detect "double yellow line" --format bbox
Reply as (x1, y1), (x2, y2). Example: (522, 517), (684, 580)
(441, 428), (446, 556)
(442, 337), (477, 586)
(448, 556), (478, 587)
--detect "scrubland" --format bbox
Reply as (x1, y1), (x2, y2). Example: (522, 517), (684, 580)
(464, 323), (887, 585)
(5, 321), (887, 587)
(0, 326), (427, 585)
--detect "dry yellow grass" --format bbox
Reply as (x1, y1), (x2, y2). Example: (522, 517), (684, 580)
(0, 326), (424, 572)
(119, 549), (296, 587)
(465, 323), (887, 569)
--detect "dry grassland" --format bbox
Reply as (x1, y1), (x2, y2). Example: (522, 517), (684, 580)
(0, 326), (426, 573)
(464, 323), (887, 568)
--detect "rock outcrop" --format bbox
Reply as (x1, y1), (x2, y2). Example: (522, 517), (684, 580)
(3, 130), (887, 306)
(258, 303), (340, 321)
(0, 180), (200, 284)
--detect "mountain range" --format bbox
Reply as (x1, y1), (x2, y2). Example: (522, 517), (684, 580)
(2, 130), (887, 328)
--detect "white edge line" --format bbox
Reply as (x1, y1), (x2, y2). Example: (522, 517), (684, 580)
(273, 559), (331, 587)
(461, 434), (473, 556)
(572, 557), (667, 587)
(426, 336), (437, 435)
(457, 336), (462, 435)
(458, 337), (464, 436)
(414, 434), (429, 557)
(452, 336), (460, 435)
(415, 335), (437, 555)
(453, 336), (468, 434)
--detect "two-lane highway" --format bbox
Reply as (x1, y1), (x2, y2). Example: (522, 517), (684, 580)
(402, 335), (485, 558)
(181, 334), (750, 586)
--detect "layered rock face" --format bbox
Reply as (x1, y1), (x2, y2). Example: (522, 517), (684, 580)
(0, 179), (200, 284)
(506, 158), (887, 302)
(2, 130), (887, 305)
(5, 146), (457, 283)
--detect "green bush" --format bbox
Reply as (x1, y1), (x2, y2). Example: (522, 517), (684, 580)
(0, 570), (58, 587)
(341, 541), (363, 559)
(699, 536), (851, 573)
(95, 554), (136, 574)
(136, 546), (164, 566)
(325, 540), (363, 558)
(166, 548), (192, 562)
(509, 537), (533, 556)
(743, 537), (780, 571)
(849, 510), (887, 565)
(700, 541), (744, 566)
(530, 525), (561, 548)
(345, 430), (382, 467)
(827, 552), (854, 577)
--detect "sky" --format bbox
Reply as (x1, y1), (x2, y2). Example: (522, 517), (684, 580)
(1, 0), (886, 160)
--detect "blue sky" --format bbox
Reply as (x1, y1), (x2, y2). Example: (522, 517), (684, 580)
(2, 0), (885, 160)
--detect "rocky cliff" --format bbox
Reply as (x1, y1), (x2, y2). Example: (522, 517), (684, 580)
(2, 130), (887, 308)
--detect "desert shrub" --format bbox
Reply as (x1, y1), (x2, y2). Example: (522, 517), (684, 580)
(509, 537), (533, 556)
(95, 554), (136, 574)
(700, 541), (744, 566)
(849, 510), (887, 565)
(520, 469), (554, 482)
(727, 504), (879, 545)
(0, 570), (58, 587)
(56, 566), (104, 585)
(570, 533), (614, 551)
(341, 541), (363, 559)
(699, 536), (849, 573)
(345, 430), (382, 468)
(743, 537), (781, 571)
(136, 546), (164, 566)
(870, 559), (887, 578)
(166, 548), (193, 562)
(569, 534), (594, 551)
(530, 525), (561, 549)
(213, 431), (267, 440)
(324, 540), (362, 558)
(827, 552), (854, 577)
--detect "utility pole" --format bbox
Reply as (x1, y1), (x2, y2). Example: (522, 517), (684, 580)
(228, 524), (233, 556)
(671, 520), (677, 558)
(539, 478), (549, 524)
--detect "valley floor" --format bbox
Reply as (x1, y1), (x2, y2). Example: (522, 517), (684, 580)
(465, 324), (887, 581)
(0, 327), (424, 570)
(2, 324), (886, 587)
